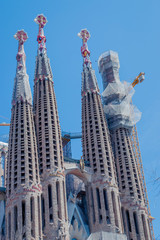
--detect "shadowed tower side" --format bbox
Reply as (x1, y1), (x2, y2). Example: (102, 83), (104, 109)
(79, 29), (127, 239)
(5, 30), (42, 240)
(33, 15), (69, 239)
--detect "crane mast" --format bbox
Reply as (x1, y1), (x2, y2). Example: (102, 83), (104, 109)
(131, 72), (155, 240)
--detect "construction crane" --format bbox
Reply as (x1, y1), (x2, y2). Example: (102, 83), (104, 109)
(0, 123), (10, 126)
(0, 115), (10, 127)
(130, 72), (155, 240)
(132, 72), (145, 87)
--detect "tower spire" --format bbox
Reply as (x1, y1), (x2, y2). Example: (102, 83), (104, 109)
(12, 30), (32, 106)
(14, 30), (28, 73)
(78, 29), (91, 66)
(79, 29), (126, 238)
(6, 30), (42, 240)
(78, 29), (99, 95)
(34, 14), (47, 53)
(33, 14), (69, 239)
(34, 14), (52, 80)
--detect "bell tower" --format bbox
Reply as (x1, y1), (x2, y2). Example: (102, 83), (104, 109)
(79, 29), (127, 239)
(33, 15), (69, 239)
(5, 30), (42, 240)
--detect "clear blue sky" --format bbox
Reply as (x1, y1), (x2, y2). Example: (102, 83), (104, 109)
(0, 0), (160, 237)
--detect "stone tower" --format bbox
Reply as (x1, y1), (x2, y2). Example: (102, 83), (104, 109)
(98, 51), (152, 239)
(79, 29), (127, 239)
(5, 30), (42, 240)
(33, 15), (69, 239)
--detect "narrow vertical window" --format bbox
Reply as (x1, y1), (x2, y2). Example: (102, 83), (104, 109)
(30, 197), (33, 221)
(103, 189), (108, 210)
(30, 197), (35, 237)
(91, 187), (95, 223)
(14, 206), (18, 232)
(121, 207), (126, 233)
(48, 185), (53, 223)
(133, 212), (139, 234)
(56, 181), (62, 219)
(63, 181), (67, 220)
(126, 210), (132, 232)
(8, 212), (11, 240)
(37, 196), (41, 236)
(96, 188), (101, 209)
(96, 188), (102, 223)
(41, 195), (45, 231)
(103, 189), (110, 224)
(48, 185), (52, 208)
(22, 201), (25, 226)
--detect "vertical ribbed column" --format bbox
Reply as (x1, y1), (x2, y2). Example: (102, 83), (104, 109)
(5, 30), (42, 240)
(33, 14), (69, 239)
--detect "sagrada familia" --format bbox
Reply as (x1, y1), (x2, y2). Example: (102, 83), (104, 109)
(0, 14), (155, 240)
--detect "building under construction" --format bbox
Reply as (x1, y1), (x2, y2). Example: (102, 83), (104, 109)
(0, 16), (155, 240)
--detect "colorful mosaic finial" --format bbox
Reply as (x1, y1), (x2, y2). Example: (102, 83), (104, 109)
(78, 29), (91, 65)
(14, 30), (28, 43)
(34, 14), (47, 28)
(78, 29), (90, 43)
(14, 30), (28, 71)
(34, 14), (47, 51)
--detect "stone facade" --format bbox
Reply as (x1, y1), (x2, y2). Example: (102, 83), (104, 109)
(2, 21), (154, 240)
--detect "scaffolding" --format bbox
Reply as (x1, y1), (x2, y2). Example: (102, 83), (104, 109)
(130, 125), (155, 240)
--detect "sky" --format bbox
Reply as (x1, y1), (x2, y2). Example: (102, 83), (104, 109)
(0, 0), (160, 237)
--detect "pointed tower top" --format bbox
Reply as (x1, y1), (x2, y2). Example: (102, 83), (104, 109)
(78, 29), (91, 66)
(34, 14), (52, 80)
(78, 29), (99, 95)
(14, 30), (28, 73)
(34, 14), (47, 51)
(12, 30), (32, 106)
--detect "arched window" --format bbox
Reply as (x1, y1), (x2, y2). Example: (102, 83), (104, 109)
(1, 176), (4, 187)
